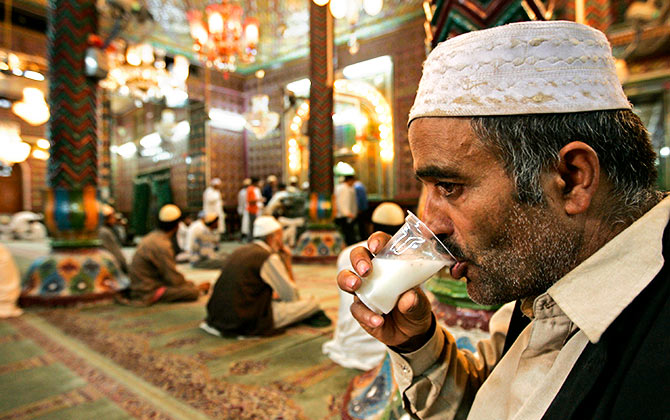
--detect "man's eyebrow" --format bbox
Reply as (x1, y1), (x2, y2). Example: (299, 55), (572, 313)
(415, 166), (460, 180)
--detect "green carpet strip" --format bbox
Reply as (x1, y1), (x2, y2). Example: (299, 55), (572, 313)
(16, 314), (212, 420)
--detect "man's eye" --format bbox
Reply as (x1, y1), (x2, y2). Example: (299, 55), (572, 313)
(436, 182), (458, 196)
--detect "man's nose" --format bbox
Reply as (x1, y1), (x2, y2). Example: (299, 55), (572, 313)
(422, 192), (453, 236)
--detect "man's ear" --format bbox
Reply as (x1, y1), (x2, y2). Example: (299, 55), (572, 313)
(555, 141), (600, 215)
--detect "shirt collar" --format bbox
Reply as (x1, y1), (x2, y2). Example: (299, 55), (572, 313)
(253, 239), (272, 253)
(547, 196), (670, 343)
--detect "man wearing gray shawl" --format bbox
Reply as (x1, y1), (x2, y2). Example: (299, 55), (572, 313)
(339, 21), (668, 420)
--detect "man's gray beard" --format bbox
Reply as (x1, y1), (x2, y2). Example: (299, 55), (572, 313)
(464, 201), (583, 306)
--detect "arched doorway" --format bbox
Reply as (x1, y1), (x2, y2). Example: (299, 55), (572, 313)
(285, 78), (394, 199)
(0, 164), (23, 213)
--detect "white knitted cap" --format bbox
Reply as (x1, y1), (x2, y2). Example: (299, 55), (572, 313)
(409, 21), (631, 123)
(253, 216), (282, 237)
(371, 202), (405, 226)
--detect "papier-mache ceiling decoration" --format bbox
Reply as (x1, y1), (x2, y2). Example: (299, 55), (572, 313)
(125, 0), (422, 73)
(12, 0), (423, 73)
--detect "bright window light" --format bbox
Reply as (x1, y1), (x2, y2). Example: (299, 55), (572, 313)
(173, 121), (190, 142)
(660, 147), (670, 157)
(208, 108), (246, 132)
(286, 78), (311, 97)
(23, 70), (45, 81)
(342, 56), (392, 80)
(116, 142), (137, 158)
(139, 132), (161, 149)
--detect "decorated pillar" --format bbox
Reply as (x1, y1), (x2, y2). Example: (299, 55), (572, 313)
(294, 1), (344, 260)
(427, 0), (552, 47)
(22, 0), (125, 304)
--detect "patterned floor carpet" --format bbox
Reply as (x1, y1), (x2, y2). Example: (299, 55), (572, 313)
(2, 240), (357, 420)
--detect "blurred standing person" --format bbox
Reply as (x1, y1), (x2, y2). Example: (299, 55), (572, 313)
(264, 183), (289, 217)
(354, 177), (369, 241)
(0, 244), (23, 318)
(237, 178), (252, 242)
(203, 178), (226, 237)
(334, 175), (358, 245)
(262, 174), (278, 204)
(99, 204), (128, 274)
(246, 178), (263, 242)
(286, 176), (300, 193)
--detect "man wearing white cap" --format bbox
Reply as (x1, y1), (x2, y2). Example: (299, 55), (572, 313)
(127, 204), (209, 305)
(202, 215), (329, 337)
(237, 178), (252, 241)
(339, 21), (667, 419)
(262, 174), (278, 204)
(185, 212), (227, 268)
(286, 175), (300, 193)
(99, 204), (128, 274)
(324, 202), (405, 370)
(245, 177), (264, 242)
(203, 177), (225, 236)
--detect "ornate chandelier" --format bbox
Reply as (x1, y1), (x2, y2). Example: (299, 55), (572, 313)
(100, 41), (189, 104)
(312, 0), (383, 54)
(312, 0), (383, 19)
(0, 122), (31, 165)
(243, 70), (279, 139)
(12, 87), (50, 126)
(186, 0), (259, 72)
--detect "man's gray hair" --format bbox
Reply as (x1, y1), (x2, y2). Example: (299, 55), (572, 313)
(470, 109), (662, 225)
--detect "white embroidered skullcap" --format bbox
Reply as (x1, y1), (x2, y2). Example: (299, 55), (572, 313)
(372, 202), (405, 226)
(159, 204), (182, 222)
(409, 21), (631, 123)
(211, 177), (222, 186)
(253, 216), (282, 238)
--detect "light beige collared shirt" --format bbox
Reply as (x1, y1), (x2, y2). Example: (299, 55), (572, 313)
(389, 196), (670, 420)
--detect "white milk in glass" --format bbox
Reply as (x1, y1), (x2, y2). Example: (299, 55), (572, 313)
(356, 257), (446, 314)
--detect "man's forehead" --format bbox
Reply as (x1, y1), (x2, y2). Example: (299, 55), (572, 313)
(409, 118), (503, 178)
(408, 117), (479, 152)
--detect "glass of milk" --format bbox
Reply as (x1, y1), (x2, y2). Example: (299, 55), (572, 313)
(355, 211), (455, 314)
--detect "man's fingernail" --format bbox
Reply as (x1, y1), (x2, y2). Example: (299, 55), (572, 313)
(370, 315), (382, 327)
(356, 261), (369, 275)
(346, 277), (357, 289)
(369, 240), (379, 252)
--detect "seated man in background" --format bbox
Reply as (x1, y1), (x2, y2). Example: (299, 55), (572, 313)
(174, 213), (193, 263)
(186, 212), (227, 269)
(126, 204), (209, 305)
(201, 216), (330, 337)
(323, 202), (405, 370)
(99, 204), (128, 274)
